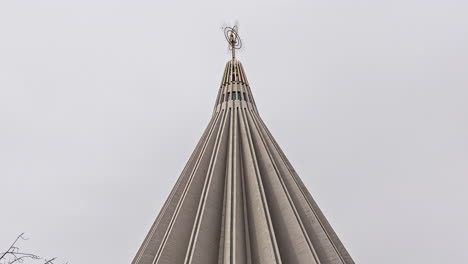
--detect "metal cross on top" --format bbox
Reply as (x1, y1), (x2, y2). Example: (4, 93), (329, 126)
(224, 26), (242, 60)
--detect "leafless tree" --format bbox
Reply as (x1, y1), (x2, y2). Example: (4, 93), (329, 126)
(0, 233), (65, 264)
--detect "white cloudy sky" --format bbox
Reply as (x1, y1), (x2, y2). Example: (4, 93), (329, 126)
(1, 0), (467, 263)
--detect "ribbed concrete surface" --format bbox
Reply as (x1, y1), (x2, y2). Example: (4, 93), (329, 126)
(132, 60), (354, 264)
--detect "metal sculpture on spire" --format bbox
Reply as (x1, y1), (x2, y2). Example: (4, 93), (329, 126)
(223, 26), (242, 60)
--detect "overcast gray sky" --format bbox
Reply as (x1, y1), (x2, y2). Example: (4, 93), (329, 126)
(1, 0), (467, 263)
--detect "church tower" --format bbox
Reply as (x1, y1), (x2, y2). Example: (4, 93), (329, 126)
(132, 27), (354, 264)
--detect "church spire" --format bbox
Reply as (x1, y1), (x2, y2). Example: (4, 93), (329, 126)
(132, 28), (355, 264)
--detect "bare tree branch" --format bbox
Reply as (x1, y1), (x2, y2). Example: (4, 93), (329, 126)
(0, 234), (66, 264)
(0, 233), (28, 261)
(43, 258), (56, 264)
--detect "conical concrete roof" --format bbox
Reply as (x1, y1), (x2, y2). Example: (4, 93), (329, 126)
(133, 60), (354, 264)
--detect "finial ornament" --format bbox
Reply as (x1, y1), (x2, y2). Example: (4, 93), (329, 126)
(223, 26), (242, 60)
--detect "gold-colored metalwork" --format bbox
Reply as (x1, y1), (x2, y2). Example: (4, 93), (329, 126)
(224, 26), (242, 60)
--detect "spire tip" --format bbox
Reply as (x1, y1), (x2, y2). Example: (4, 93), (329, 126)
(223, 26), (242, 60)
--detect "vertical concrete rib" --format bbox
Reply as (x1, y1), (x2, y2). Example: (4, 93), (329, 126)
(184, 109), (231, 264)
(222, 106), (234, 264)
(252, 111), (354, 264)
(239, 134), (253, 264)
(153, 110), (226, 264)
(132, 111), (220, 264)
(239, 107), (282, 264)
(245, 110), (321, 264)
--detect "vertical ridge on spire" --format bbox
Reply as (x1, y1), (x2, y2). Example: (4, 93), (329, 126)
(132, 60), (355, 264)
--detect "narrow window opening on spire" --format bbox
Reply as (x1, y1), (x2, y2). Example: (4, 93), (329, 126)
(226, 92), (230, 101)
(237, 91), (241, 101)
(243, 92), (248, 102)
(232, 92), (236, 100)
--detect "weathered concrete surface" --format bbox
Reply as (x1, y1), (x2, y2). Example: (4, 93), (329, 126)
(132, 60), (354, 264)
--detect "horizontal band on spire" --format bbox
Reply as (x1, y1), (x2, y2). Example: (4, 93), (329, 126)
(214, 60), (257, 112)
(220, 60), (249, 86)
